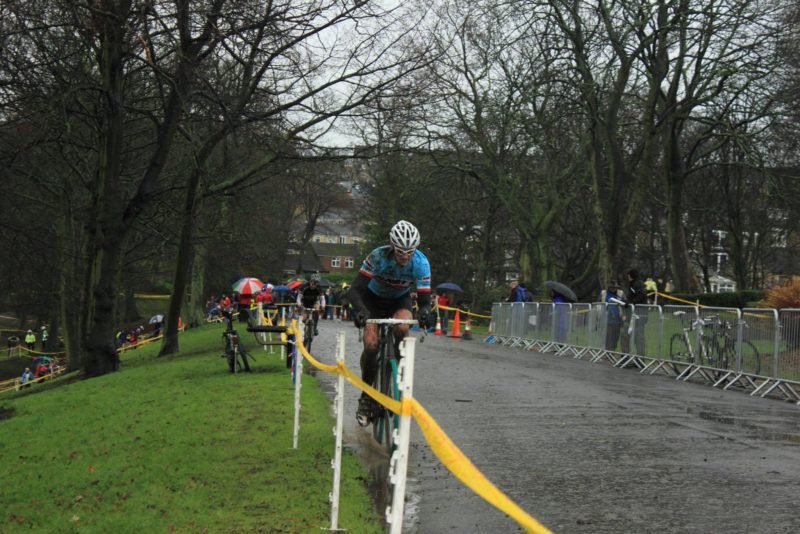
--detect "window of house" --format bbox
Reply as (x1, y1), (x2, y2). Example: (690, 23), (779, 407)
(339, 235), (347, 244)
(314, 236), (321, 242)
(345, 257), (354, 268)
(331, 257), (341, 268)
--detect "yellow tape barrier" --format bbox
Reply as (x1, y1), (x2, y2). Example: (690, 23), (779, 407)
(288, 326), (552, 534)
(436, 304), (492, 319)
(655, 291), (701, 307)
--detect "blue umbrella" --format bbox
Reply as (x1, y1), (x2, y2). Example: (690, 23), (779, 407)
(436, 282), (464, 293)
(271, 285), (292, 293)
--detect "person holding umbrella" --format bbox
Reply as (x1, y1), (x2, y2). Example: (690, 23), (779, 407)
(347, 220), (433, 427)
(545, 280), (577, 343)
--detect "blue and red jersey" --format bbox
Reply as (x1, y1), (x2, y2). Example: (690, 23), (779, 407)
(359, 246), (431, 299)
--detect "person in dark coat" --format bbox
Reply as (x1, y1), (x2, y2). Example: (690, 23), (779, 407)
(622, 269), (648, 355)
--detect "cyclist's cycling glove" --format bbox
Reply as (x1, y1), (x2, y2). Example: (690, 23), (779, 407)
(354, 310), (370, 328)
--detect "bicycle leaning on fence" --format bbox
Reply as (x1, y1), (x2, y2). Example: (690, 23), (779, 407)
(359, 318), (421, 455)
(669, 311), (761, 377)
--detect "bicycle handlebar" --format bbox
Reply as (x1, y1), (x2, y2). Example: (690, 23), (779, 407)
(365, 318), (419, 325)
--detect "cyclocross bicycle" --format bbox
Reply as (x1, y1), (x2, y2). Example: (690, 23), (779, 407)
(221, 310), (251, 373)
(669, 311), (761, 376)
(360, 318), (421, 455)
(299, 306), (316, 352)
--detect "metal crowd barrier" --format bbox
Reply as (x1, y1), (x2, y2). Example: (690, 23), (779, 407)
(488, 302), (800, 403)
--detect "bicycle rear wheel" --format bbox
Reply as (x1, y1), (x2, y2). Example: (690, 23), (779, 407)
(740, 340), (761, 375)
(669, 334), (692, 374)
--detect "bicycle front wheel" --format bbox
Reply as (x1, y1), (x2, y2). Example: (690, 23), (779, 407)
(304, 320), (314, 352)
(374, 358), (398, 456)
(669, 334), (692, 374)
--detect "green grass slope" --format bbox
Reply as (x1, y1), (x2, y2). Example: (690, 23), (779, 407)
(0, 324), (380, 533)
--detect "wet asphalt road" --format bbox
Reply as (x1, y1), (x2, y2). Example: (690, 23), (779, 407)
(306, 319), (800, 533)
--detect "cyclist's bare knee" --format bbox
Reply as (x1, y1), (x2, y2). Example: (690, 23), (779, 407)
(393, 308), (412, 338)
(363, 324), (379, 352)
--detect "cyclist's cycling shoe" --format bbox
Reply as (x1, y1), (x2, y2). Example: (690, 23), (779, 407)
(356, 396), (373, 427)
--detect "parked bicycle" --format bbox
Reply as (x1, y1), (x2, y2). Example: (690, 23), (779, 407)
(669, 311), (761, 376)
(221, 310), (251, 373)
(359, 318), (421, 455)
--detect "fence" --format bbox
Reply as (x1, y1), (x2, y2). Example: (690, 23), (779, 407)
(274, 315), (551, 534)
(489, 302), (800, 403)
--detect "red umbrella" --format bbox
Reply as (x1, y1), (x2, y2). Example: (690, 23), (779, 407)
(287, 279), (304, 290)
(232, 277), (264, 294)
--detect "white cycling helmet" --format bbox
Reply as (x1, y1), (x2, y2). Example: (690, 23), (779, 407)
(389, 220), (420, 253)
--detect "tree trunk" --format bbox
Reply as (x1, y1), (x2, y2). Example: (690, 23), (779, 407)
(84, 243), (124, 376)
(664, 126), (700, 293)
(123, 286), (140, 323)
(187, 242), (207, 328)
(666, 182), (698, 293)
(83, 8), (127, 377)
(160, 167), (203, 356)
(59, 255), (83, 372)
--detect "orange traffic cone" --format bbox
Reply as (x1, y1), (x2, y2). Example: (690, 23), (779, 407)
(462, 314), (472, 340)
(449, 309), (462, 338)
(434, 315), (443, 336)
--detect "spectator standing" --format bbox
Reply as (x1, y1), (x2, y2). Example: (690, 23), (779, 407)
(664, 279), (675, 294)
(601, 281), (625, 351)
(20, 367), (33, 388)
(551, 290), (569, 343)
(24, 329), (36, 352)
(644, 277), (658, 304)
(507, 280), (527, 302)
(437, 292), (451, 334)
(40, 325), (49, 351)
(7, 335), (21, 357)
(325, 287), (335, 319)
(622, 269), (648, 356)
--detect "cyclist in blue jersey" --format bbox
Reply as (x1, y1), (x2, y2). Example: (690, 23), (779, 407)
(347, 220), (433, 426)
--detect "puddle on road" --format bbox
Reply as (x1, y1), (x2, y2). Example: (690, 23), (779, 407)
(316, 371), (420, 531)
(692, 409), (800, 443)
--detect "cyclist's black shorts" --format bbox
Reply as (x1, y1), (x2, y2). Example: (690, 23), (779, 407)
(300, 298), (320, 309)
(360, 289), (412, 319)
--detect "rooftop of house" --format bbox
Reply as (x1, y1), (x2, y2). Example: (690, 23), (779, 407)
(311, 242), (363, 257)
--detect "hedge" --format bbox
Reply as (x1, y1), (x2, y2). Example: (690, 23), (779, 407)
(666, 290), (765, 309)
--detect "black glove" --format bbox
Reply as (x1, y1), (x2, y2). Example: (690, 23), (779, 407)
(354, 310), (369, 328)
(418, 307), (432, 329)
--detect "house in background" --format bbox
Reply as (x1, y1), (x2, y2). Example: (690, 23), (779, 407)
(283, 206), (366, 276)
(312, 242), (363, 273)
(283, 247), (325, 276)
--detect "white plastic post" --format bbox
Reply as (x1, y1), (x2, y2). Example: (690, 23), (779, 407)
(387, 336), (416, 533)
(293, 319), (303, 450)
(329, 331), (346, 530)
(257, 301), (267, 352)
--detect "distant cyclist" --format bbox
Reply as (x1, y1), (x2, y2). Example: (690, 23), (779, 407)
(347, 220), (432, 426)
(297, 275), (325, 336)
